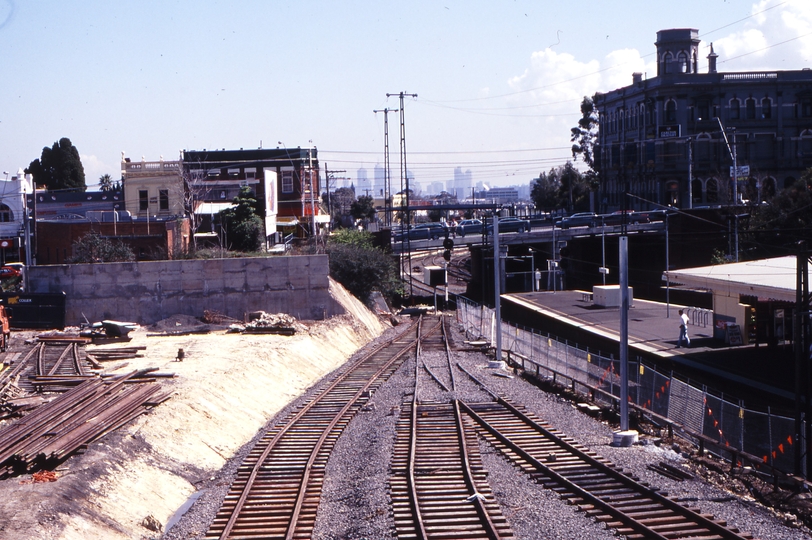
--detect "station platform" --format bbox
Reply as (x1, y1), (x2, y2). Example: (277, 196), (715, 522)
(501, 290), (797, 409)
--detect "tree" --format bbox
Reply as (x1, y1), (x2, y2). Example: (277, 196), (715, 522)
(26, 137), (86, 191)
(747, 172), (812, 248)
(530, 162), (593, 212)
(328, 187), (356, 229)
(570, 95), (600, 170)
(350, 195), (376, 221)
(530, 170), (562, 210)
(326, 230), (402, 306)
(218, 186), (264, 252)
(99, 174), (114, 192)
(67, 232), (135, 263)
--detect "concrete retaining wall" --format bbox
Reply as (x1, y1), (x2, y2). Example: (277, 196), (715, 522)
(27, 255), (339, 325)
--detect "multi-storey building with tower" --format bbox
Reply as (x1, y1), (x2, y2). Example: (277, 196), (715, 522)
(595, 28), (812, 212)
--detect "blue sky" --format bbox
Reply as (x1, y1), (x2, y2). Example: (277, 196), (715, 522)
(1, 0), (811, 191)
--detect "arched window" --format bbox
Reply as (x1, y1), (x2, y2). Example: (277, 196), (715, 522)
(0, 204), (12, 222)
(677, 52), (689, 73)
(706, 178), (719, 203)
(663, 52), (673, 74)
(665, 100), (677, 123)
(666, 181), (679, 206)
(801, 129), (812, 155)
(745, 98), (756, 120)
(730, 99), (741, 120)
(761, 98), (772, 119)
(691, 179), (703, 204)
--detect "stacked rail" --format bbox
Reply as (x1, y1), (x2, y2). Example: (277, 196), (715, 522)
(204, 317), (437, 540)
(0, 370), (170, 477)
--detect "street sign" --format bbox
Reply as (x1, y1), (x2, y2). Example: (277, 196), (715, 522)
(729, 165), (750, 179)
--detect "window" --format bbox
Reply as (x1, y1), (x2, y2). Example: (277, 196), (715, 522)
(663, 52), (673, 74)
(0, 204), (11, 223)
(665, 100), (677, 123)
(697, 100), (709, 121)
(745, 98), (756, 120)
(730, 99), (740, 120)
(139, 190), (148, 211)
(761, 98), (772, 119)
(282, 170), (294, 193)
(801, 98), (812, 118)
(678, 52), (689, 73)
(159, 189), (169, 211)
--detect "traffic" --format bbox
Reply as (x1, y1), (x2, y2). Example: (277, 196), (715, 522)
(391, 210), (653, 243)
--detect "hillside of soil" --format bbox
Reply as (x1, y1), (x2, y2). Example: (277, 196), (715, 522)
(0, 279), (387, 540)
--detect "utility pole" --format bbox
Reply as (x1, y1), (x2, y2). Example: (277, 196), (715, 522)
(387, 91), (417, 300)
(373, 107), (398, 227)
(308, 143), (316, 239)
(687, 137), (693, 209)
(323, 165), (346, 232)
(717, 117), (738, 206)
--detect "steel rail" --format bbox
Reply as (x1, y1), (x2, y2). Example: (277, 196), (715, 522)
(46, 344), (72, 376)
(452, 399), (501, 540)
(213, 316), (443, 540)
(460, 398), (753, 540)
(396, 315), (508, 540)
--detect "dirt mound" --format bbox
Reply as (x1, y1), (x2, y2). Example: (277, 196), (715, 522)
(0, 279), (387, 539)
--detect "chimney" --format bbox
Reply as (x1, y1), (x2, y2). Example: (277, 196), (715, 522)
(632, 72), (643, 84)
(707, 43), (718, 74)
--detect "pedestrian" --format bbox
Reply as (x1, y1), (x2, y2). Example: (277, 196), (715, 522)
(677, 309), (690, 348)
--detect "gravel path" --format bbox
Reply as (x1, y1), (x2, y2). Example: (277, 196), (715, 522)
(163, 316), (812, 540)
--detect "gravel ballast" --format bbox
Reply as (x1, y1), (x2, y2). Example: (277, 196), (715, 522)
(163, 316), (812, 540)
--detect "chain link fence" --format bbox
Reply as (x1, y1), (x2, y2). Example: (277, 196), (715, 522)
(456, 296), (798, 476)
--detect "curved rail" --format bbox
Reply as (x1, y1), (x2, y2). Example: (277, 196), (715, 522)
(208, 316), (443, 540)
(392, 315), (511, 539)
(455, 364), (753, 540)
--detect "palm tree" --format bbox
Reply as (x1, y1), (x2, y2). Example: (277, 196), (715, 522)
(99, 173), (114, 192)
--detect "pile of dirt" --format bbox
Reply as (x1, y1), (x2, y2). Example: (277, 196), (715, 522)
(0, 278), (388, 540)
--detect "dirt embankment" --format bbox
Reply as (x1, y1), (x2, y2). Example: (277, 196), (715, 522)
(0, 279), (387, 540)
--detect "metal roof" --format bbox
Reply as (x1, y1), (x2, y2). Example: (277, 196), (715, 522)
(664, 256), (803, 303)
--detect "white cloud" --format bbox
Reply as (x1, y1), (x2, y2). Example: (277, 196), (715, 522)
(712, 1), (812, 70)
(80, 154), (115, 189)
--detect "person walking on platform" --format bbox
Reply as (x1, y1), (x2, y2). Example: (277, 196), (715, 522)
(677, 309), (690, 348)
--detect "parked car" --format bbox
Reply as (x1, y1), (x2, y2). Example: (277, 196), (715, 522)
(598, 210), (651, 226)
(485, 216), (531, 234)
(456, 219), (483, 237)
(393, 222), (448, 241)
(554, 212), (598, 229)
(0, 266), (21, 279)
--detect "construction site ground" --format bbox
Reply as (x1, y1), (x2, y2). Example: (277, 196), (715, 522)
(0, 280), (387, 540)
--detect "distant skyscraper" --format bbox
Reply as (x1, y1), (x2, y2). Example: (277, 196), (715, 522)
(373, 164), (386, 198)
(356, 167), (373, 196)
(452, 167), (473, 199)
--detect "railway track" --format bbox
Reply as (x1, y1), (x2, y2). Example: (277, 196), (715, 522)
(201, 313), (758, 539)
(390, 315), (514, 539)
(5, 340), (95, 395)
(204, 316), (441, 540)
(457, 365), (756, 540)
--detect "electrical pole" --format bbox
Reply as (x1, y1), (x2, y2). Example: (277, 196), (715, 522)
(387, 91), (417, 300)
(323, 165), (346, 232)
(373, 107), (398, 227)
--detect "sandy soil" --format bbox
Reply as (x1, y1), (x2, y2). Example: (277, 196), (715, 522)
(0, 280), (387, 540)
